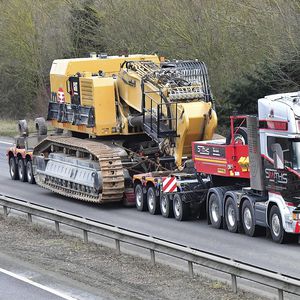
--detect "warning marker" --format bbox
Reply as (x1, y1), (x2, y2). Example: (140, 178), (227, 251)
(162, 177), (177, 193)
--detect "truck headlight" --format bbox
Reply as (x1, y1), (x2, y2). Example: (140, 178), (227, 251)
(293, 212), (300, 220)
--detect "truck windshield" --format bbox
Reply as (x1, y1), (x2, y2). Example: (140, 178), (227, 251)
(267, 136), (300, 172)
(291, 140), (300, 171)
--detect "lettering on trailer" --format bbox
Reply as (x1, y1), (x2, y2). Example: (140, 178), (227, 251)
(194, 144), (225, 158)
(162, 177), (177, 193)
(265, 168), (288, 184)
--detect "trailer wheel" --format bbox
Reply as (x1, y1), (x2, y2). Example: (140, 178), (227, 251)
(269, 206), (289, 244)
(225, 197), (238, 233)
(173, 194), (189, 221)
(17, 158), (27, 182)
(160, 194), (173, 218)
(208, 193), (222, 229)
(147, 186), (160, 215)
(26, 160), (35, 184)
(135, 184), (147, 211)
(9, 157), (19, 180)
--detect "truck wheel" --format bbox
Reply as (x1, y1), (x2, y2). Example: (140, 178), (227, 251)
(9, 157), (19, 180)
(242, 201), (257, 236)
(18, 158), (27, 182)
(26, 160), (35, 184)
(173, 194), (189, 221)
(269, 206), (294, 244)
(208, 193), (222, 229)
(160, 194), (173, 218)
(225, 197), (238, 233)
(147, 186), (160, 215)
(135, 184), (147, 211)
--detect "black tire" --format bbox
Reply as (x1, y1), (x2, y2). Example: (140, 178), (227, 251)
(208, 193), (222, 229)
(242, 200), (258, 236)
(147, 186), (160, 215)
(226, 127), (248, 145)
(17, 158), (27, 182)
(135, 184), (147, 211)
(26, 160), (35, 184)
(35, 117), (47, 136)
(160, 193), (174, 218)
(269, 206), (288, 244)
(225, 197), (238, 233)
(18, 120), (29, 136)
(173, 194), (189, 221)
(9, 156), (19, 180)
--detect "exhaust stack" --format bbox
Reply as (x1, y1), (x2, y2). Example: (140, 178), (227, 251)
(247, 115), (265, 191)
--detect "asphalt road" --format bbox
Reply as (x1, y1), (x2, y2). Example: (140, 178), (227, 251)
(0, 139), (299, 279)
(0, 251), (103, 300)
(0, 272), (66, 300)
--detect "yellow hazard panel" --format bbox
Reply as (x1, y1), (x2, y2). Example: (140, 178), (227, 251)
(238, 156), (249, 172)
(217, 168), (226, 174)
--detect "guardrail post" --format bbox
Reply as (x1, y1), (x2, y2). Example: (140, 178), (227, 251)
(115, 239), (121, 255)
(83, 230), (88, 243)
(231, 274), (237, 293)
(27, 213), (32, 223)
(188, 261), (194, 277)
(3, 206), (8, 218)
(55, 221), (60, 234)
(150, 249), (155, 265)
(278, 289), (284, 300)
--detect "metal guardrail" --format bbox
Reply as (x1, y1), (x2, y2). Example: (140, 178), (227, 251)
(0, 194), (299, 300)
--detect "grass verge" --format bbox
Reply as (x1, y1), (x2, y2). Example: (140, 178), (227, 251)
(0, 119), (53, 137)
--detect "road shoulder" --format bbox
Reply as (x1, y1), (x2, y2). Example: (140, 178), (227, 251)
(0, 214), (266, 300)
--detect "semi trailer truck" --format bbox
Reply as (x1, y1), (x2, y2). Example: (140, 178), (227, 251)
(6, 53), (300, 243)
(133, 92), (300, 243)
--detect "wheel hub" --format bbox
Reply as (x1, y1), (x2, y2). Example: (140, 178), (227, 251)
(10, 159), (15, 177)
(148, 190), (155, 210)
(271, 214), (281, 237)
(18, 160), (23, 178)
(243, 207), (252, 230)
(174, 198), (180, 216)
(227, 204), (236, 227)
(161, 196), (167, 214)
(27, 163), (32, 181)
(136, 189), (142, 206)
(234, 134), (246, 145)
(211, 201), (219, 223)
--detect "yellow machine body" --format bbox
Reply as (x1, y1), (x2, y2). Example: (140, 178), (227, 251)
(50, 54), (159, 136)
(48, 54), (217, 167)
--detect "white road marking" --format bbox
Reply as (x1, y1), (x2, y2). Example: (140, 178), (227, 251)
(0, 267), (78, 300)
(0, 141), (13, 145)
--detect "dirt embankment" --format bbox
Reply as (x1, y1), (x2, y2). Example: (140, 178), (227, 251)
(0, 215), (266, 300)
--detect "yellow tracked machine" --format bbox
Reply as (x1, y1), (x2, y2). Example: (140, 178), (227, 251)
(32, 54), (217, 204)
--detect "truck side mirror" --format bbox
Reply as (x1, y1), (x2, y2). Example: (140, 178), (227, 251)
(272, 143), (284, 170)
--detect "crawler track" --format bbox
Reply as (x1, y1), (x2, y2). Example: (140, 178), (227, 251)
(33, 136), (124, 203)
